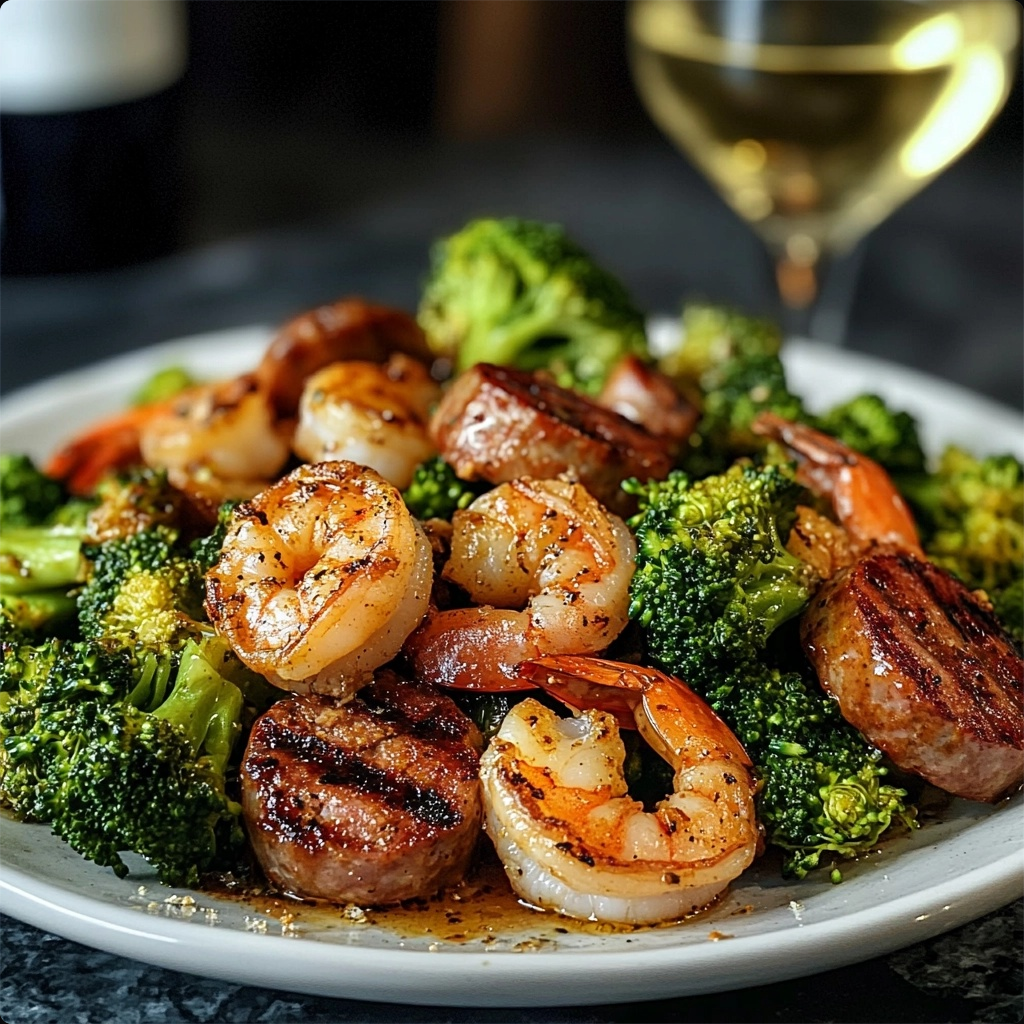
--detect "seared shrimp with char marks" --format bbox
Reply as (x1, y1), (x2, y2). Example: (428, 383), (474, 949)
(293, 353), (440, 489)
(404, 478), (636, 691)
(480, 656), (760, 925)
(138, 373), (293, 504)
(205, 460), (433, 699)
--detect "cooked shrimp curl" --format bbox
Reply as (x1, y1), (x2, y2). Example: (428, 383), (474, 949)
(481, 656), (760, 925)
(752, 411), (922, 556)
(292, 353), (440, 490)
(404, 478), (636, 691)
(137, 373), (293, 504)
(205, 461), (433, 699)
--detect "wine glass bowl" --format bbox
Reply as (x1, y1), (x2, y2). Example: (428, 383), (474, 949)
(628, 0), (1020, 337)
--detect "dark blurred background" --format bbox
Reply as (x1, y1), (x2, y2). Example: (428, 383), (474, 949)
(1, 0), (1021, 408)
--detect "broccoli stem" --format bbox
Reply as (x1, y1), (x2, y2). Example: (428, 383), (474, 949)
(151, 639), (244, 776)
(0, 590), (79, 635)
(0, 525), (85, 593)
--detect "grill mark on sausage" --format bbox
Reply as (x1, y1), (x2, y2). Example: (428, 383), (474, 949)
(241, 676), (484, 902)
(803, 548), (1023, 801)
(258, 715), (463, 831)
(430, 363), (672, 514)
(858, 553), (1021, 744)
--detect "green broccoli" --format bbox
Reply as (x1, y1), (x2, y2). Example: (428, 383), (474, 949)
(709, 660), (915, 878)
(624, 461), (817, 682)
(0, 454), (69, 528)
(189, 500), (241, 573)
(0, 632), (259, 885)
(625, 461), (916, 877)
(990, 577), (1023, 643)
(901, 445), (1023, 640)
(681, 353), (808, 477)
(86, 465), (195, 544)
(77, 525), (208, 650)
(813, 393), (927, 479)
(418, 217), (649, 395)
(131, 366), (196, 407)
(0, 522), (89, 595)
(658, 302), (783, 402)
(0, 634), (142, 821)
(0, 458), (92, 634)
(0, 591), (80, 637)
(402, 457), (490, 521)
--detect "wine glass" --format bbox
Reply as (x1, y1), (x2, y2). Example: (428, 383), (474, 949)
(627, 0), (1020, 343)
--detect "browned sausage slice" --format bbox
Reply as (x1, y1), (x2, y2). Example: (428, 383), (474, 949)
(801, 549), (1023, 803)
(240, 672), (483, 903)
(430, 363), (672, 514)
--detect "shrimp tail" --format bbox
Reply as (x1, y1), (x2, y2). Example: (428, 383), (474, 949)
(518, 654), (646, 729)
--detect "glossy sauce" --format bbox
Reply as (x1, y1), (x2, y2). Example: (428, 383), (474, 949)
(208, 845), (718, 944)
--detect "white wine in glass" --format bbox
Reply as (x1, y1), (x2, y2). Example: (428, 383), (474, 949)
(628, 0), (1020, 339)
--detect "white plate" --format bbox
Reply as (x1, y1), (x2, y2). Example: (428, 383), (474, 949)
(1, 326), (1022, 1008)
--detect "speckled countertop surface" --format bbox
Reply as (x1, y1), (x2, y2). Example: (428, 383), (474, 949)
(1, 902), (1021, 1023)
(1, 136), (1021, 1023)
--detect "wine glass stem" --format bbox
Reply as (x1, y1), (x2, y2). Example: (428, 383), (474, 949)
(775, 253), (822, 342)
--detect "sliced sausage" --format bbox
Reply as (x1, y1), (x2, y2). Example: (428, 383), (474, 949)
(240, 672), (483, 903)
(430, 363), (672, 514)
(801, 548), (1024, 803)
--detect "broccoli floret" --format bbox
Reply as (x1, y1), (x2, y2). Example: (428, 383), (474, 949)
(902, 446), (1023, 639)
(625, 461), (817, 680)
(0, 461), (93, 634)
(402, 457), (490, 522)
(990, 577), (1023, 643)
(0, 591), (79, 637)
(418, 217), (649, 395)
(131, 366), (196, 407)
(0, 454), (69, 528)
(78, 526), (207, 649)
(0, 457), (92, 594)
(625, 461), (915, 876)
(0, 635), (144, 821)
(86, 466), (194, 544)
(712, 662), (914, 878)
(681, 354), (808, 477)
(814, 393), (927, 478)
(0, 521), (89, 595)
(0, 633), (257, 885)
(189, 500), (242, 573)
(658, 302), (783, 401)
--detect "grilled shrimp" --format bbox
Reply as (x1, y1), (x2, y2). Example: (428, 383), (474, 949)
(754, 413), (1024, 803)
(480, 656), (759, 925)
(205, 461), (433, 698)
(752, 411), (922, 555)
(292, 354), (440, 489)
(404, 478), (636, 691)
(138, 372), (293, 502)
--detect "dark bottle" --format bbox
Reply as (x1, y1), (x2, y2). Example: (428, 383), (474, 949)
(0, 0), (187, 275)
